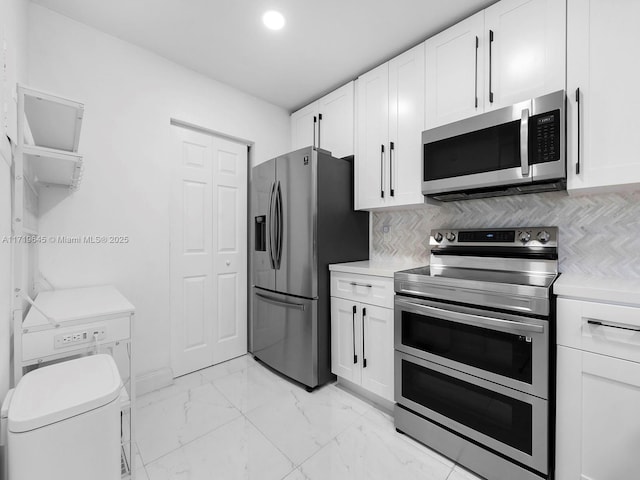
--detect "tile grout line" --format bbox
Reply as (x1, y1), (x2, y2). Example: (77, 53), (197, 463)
(140, 411), (243, 467)
(241, 411), (301, 478)
(138, 399), (244, 467)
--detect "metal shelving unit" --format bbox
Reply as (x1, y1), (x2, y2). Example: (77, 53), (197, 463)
(10, 86), (136, 478)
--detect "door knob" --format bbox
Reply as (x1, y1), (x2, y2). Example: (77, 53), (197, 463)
(226, 260), (231, 266)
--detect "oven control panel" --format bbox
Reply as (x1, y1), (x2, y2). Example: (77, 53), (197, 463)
(430, 227), (557, 248)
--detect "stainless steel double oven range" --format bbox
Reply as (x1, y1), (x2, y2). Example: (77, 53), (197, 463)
(394, 227), (558, 480)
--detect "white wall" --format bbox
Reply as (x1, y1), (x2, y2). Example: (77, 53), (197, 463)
(0, 0), (28, 400)
(27, 4), (290, 381)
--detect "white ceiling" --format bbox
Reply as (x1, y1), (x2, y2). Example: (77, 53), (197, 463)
(31, 0), (498, 112)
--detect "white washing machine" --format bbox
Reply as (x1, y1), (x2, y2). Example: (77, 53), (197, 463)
(2, 354), (122, 480)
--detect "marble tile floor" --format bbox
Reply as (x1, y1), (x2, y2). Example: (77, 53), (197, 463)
(134, 354), (483, 480)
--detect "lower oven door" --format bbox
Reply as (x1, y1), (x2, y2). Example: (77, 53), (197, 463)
(396, 351), (548, 474)
(394, 295), (549, 398)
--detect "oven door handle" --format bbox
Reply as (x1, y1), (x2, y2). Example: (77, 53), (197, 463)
(396, 298), (544, 335)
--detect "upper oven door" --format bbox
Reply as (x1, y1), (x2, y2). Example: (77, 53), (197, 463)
(394, 295), (549, 399)
(422, 90), (565, 196)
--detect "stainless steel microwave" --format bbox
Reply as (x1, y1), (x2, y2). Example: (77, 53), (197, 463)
(422, 90), (566, 201)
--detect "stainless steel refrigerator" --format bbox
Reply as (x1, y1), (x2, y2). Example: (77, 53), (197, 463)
(250, 146), (369, 390)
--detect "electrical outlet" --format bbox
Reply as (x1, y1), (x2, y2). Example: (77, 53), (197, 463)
(382, 225), (390, 233)
(54, 326), (107, 349)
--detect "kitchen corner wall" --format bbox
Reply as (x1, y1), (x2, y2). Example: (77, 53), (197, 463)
(372, 189), (640, 279)
(27, 5), (290, 381)
(0, 0), (28, 400)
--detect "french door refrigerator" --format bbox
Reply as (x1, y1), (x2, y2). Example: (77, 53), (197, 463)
(250, 146), (369, 389)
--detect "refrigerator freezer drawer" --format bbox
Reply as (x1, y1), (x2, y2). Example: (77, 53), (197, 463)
(251, 288), (318, 388)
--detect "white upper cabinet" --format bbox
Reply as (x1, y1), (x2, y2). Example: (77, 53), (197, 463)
(567, 0), (640, 193)
(425, 12), (485, 128)
(290, 82), (354, 158)
(425, 0), (565, 129)
(355, 43), (425, 210)
(356, 63), (390, 210)
(317, 83), (354, 158)
(291, 102), (318, 152)
(484, 0), (566, 110)
(388, 45), (427, 208)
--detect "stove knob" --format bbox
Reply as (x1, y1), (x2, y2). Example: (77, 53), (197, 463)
(518, 231), (531, 244)
(445, 232), (456, 242)
(537, 230), (551, 244)
(433, 232), (443, 243)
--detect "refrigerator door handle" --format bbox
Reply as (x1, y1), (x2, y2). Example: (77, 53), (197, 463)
(268, 181), (277, 269)
(276, 181), (284, 269)
(255, 292), (306, 311)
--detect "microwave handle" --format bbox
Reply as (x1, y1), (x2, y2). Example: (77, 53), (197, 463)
(520, 108), (530, 177)
(575, 88), (581, 175)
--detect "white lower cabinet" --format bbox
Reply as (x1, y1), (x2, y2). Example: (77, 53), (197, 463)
(330, 272), (394, 402)
(556, 297), (640, 479)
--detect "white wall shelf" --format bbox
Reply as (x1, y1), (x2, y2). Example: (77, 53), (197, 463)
(21, 85), (84, 153)
(23, 144), (83, 189)
(18, 86), (85, 191)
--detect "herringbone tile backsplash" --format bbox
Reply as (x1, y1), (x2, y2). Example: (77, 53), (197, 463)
(372, 190), (640, 279)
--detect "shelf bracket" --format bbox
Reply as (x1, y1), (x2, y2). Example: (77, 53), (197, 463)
(19, 289), (60, 329)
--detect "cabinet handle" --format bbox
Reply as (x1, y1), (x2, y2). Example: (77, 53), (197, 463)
(362, 307), (367, 368)
(575, 88), (581, 175)
(352, 305), (358, 364)
(587, 319), (640, 333)
(389, 142), (395, 197)
(474, 36), (479, 108)
(380, 144), (385, 198)
(313, 115), (317, 148)
(318, 113), (322, 149)
(489, 30), (494, 104)
(350, 282), (372, 288)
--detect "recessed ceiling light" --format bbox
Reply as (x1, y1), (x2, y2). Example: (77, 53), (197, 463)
(262, 10), (285, 31)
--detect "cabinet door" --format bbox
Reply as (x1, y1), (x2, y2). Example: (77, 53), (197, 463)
(355, 63), (389, 210)
(557, 346), (640, 479)
(291, 101), (318, 151)
(484, 0), (565, 110)
(388, 43), (426, 208)
(330, 297), (361, 384)
(425, 12), (485, 128)
(567, 0), (640, 192)
(360, 304), (394, 402)
(317, 82), (354, 158)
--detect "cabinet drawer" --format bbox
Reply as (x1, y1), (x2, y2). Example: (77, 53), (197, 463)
(331, 272), (394, 308)
(557, 298), (640, 363)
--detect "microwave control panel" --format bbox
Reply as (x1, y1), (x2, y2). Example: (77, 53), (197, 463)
(530, 109), (560, 164)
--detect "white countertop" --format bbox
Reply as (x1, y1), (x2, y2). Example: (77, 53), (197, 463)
(554, 273), (640, 306)
(329, 260), (424, 278)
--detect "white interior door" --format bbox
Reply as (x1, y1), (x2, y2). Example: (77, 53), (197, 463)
(171, 126), (248, 377)
(211, 136), (248, 364)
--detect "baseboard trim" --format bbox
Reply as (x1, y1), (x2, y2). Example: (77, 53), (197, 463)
(136, 367), (174, 397)
(335, 377), (394, 415)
